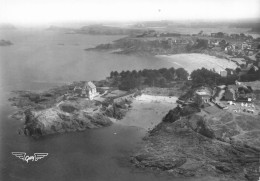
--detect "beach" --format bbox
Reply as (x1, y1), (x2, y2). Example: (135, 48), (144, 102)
(118, 94), (178, 130)
(157, 53), (237, 73)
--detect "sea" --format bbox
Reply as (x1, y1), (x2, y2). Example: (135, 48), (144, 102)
(0, 28), (206, 181)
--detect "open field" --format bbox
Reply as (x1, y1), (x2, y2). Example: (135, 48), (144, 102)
(157, 53), (237, 73)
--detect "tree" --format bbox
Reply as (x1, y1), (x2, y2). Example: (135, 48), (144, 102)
(190, 68), (221, 87)
(163, 70), (174, 81)
(235, 67), (241, 74)
(194, 39), (208, 49)
(114, 71), (119, 77)
(176, 68), (189, 80)
(158, 68), (168, 75)
(110, 71), (114, 78)
(159, 77), (167, 87)
(118, 74), (141, 91)
(120, 71), (126, 77)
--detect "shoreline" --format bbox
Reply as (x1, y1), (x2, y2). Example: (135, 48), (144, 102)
(157, 53), (237, 73)
(116, 94), (178, 130)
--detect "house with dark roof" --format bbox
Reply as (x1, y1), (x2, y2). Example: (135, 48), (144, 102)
(224, 84), (254, 102)
(224, 85), (237, 101)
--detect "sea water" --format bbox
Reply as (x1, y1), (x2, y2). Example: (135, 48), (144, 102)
(0, 29), (202, 181)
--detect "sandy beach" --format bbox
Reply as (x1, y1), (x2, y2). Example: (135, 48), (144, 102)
(157, 53), (237, 73)
(117, 94), (177, 130)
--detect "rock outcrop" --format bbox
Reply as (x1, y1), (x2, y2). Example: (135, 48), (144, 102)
(132, 106), (260, 181)
(23, 105), (112, 136)
(9, 85), (132, 137)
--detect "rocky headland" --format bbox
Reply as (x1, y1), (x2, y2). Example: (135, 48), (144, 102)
(131, 104), (260, 181)
(85, 37), (190, 56)
(8, 82), (133, 137)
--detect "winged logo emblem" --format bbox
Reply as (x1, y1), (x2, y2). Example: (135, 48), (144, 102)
(12, 152), (48, 163)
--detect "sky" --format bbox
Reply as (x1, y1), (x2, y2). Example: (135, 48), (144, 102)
(0, 0), (259, 25)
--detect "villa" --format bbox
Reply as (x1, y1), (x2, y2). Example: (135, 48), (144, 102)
(74, 81), (97, 100)
(194, 87), (212, 107)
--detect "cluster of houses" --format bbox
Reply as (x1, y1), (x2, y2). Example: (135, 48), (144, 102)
(194, 32), (259, 61)
(136, 30), (183, 38)
(210, 32), (253, 41)
(223, 84), (254, 102)
(223, 41), (259, 57)
(135, 30), (260, 79)
(193, 81), (255, 110)
(166, 38), (191, 47)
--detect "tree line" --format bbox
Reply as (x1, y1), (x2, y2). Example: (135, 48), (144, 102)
(109, 65), (259, 91)
(109, 67), (189, 90)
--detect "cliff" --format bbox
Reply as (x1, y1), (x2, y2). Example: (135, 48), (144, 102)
(132, 106), (260, 181)
(23, 104), (112, 136)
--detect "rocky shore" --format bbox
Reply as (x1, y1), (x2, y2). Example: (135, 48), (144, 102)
(8, 82), (133, 137)
(131, 105), (260, 181)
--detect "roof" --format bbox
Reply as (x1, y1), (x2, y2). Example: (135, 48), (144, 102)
(232, 58), (245, 64)
(74, 86), (82, 91)
(227, 85), (238, 90)
(226, 88), (236, 94)
(84, 81), (96, 90)
(196, 91), (211, 96)
(195, 86), (212, 96)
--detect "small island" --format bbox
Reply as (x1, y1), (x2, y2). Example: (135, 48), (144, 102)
(0, 39), (13, 46)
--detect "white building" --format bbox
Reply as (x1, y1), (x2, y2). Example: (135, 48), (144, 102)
(82, 81), (97, 100)
(74, 81), (97, 100)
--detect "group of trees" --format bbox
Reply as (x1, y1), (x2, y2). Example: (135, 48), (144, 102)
(109, 67), (189, 91)
(190, 68), (239, 88)
(109, 65), (258, 91)
(238, 66), (260, 82)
